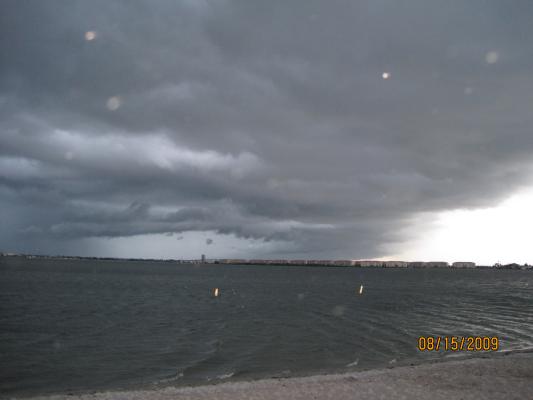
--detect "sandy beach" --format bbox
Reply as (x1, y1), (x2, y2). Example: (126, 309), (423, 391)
(23, 352), (533, 400)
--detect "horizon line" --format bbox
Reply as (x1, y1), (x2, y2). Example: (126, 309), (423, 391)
(2, 252), (531, 268)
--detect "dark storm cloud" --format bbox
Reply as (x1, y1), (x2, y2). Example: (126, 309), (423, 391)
(2, 0), (533, 257)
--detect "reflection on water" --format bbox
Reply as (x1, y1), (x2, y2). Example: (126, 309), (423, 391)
(1, 258), (532, 396)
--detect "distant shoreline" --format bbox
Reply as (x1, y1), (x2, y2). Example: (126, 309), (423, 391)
(1, 253), (531, 270)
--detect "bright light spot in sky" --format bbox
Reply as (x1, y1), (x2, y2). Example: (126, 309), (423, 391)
(382, 72), (390, 79)
(485, 50), (499, 64)
(394, 189), (533, 265)
(106, 96), (122, 111)
(84, 31), (97, 41)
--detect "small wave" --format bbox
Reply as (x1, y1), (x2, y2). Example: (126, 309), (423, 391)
(346, 358), (359, 367)
(207, 372), (235, 381)
(442, 352), (471, 361)
(153, 371), (184, 385)
(498, 345), (533, 355)
(216, 372), (235, 380)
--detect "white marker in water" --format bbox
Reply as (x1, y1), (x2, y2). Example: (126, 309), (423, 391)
(358, 284), (364, 295)
(213, 288), (220, 297)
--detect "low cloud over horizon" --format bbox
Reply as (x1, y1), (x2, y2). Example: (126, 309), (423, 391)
(2, 1), (533, 262)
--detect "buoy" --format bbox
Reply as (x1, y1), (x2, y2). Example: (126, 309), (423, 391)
(213, 288), (220, 297)
(358, 284), (364, 295)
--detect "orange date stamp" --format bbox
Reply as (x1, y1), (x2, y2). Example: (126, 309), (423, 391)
(417, 336), (499, 351)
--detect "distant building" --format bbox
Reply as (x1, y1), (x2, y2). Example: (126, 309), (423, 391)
(424, 261), (449, 268)
(332, 260), (354, 266)
(409, 261), (426, 268)
(452, 262), (476, 268)
(220, 259), (246, 264)
(210, 258), (484, 268)
(289, 260), (308, 265)
(201, 254), (206, 263)
(383, 261), (409, 268)
(354, 260), (381, 267)
(260, 259), (288, 265)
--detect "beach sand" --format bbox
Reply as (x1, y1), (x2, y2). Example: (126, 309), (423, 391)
(25, 352), (533, 400)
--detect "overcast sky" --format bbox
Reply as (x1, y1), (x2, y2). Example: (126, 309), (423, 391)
(2, 1), (533, 263)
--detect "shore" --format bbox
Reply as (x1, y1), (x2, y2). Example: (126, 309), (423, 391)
(23, 352), (533, 400)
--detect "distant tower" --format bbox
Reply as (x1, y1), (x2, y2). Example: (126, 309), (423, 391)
(201, 254), (206, 263)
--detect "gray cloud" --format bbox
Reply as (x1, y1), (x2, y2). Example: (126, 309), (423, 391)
(2, 0), (533, 258)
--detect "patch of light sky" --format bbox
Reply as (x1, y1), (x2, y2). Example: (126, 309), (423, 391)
(80, 231), (295, 260)
(387, 188), (533, 266)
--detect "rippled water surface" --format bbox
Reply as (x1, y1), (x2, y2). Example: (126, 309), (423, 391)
(1, 257), (532, 396)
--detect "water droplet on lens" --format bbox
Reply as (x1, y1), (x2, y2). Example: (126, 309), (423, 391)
(85, 31), (97, 41)
(485, 51), (499, 64)
(106, 96), (122, 111)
